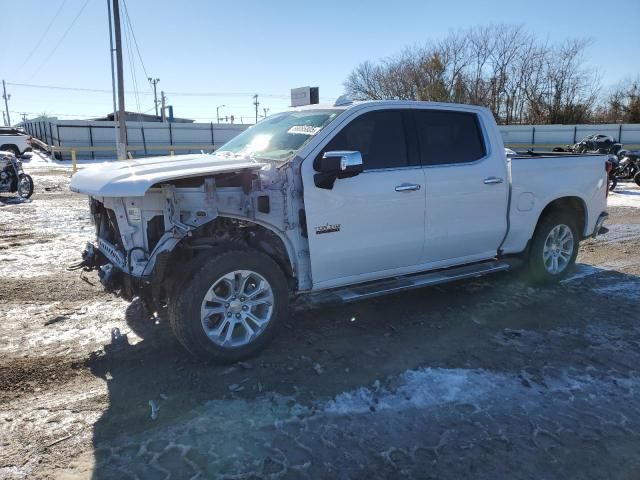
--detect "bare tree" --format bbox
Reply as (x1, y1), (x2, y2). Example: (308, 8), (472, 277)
(344, 25), (602, 125)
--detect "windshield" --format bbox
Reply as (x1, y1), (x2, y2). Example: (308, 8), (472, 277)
(216, 109), (342, 162)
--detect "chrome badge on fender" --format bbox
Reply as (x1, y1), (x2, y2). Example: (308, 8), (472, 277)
(315, 223), (341, 235)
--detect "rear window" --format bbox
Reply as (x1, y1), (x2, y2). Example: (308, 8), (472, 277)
(414, 110), (486, 165)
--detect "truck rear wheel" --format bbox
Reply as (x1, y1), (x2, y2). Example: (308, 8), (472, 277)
(168, 249), (289, 362)
(527, 213), (579, 283)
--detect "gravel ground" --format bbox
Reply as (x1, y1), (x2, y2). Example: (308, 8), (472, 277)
(1, 156), (640, 479)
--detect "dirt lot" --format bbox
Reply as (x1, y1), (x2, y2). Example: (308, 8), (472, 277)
(1, 157), (640, 479)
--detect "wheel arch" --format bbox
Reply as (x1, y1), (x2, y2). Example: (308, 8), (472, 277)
(0, 144), (19, 154)
(536, 196), (587, 239)
(161, 216), (298, 299)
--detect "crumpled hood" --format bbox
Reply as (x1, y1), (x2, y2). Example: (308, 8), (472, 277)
(69, 153), (266, 197)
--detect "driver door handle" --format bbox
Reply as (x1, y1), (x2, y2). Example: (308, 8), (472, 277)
(395, 183), (421, 192)
(483, 177), (504, 185)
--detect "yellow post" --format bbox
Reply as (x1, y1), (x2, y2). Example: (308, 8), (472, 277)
(71, 150), (77, 173)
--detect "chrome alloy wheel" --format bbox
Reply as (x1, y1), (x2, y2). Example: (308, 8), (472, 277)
(542, 224), (574, 274)
(200, 269), (275, 347)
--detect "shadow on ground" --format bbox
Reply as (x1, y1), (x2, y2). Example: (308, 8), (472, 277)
(81, 266), (640, 479)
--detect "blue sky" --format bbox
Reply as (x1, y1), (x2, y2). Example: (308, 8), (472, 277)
(3, 0), (640, 124)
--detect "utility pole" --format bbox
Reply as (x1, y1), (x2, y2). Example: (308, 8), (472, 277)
(148, 78), (160, 117)
(2, 80), (11, 126)
(160, 91), (167, 122)
(107, 0), (120, 159)
(21, 113), (28, 123)
(253, 94), (259, 123)
(112, 0), (127, 159)
(2, 111), (6, 127)
(263, 107), (269, 119)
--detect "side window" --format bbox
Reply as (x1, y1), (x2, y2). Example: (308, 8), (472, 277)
(322, 110), (408, 170)
(415, 110), (486, 166)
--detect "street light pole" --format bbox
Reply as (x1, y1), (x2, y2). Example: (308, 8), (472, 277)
(216, 104), (225, 124)
(148, 78), (160, 117)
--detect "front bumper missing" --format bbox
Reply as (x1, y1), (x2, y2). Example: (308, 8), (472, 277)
(592, 212), (609, 238)
(77, 241), (140, 300)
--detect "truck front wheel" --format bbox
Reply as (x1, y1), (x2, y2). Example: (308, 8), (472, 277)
(527, 213), (579, 283)
(168, 249), (289, 362)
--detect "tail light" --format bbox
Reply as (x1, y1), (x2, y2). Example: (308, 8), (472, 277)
(605, 159), (613, 197)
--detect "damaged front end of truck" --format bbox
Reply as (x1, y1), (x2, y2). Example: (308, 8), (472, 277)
(69, 153), (301, 312)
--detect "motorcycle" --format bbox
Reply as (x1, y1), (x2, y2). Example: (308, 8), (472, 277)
(554, 134), (623, 155)
(609, 149), (640, 190)
(0, 150), (34, 199)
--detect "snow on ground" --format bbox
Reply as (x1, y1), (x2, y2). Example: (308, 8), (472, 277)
(324, 367), (503, 414)
(596, 223), (640, 244)
(82, 360), (640, 479)
(3, 161), (640, 479)
(608, 181), (640, 208)
(592, 279), (640, 299)
(22, 150), (115, 169)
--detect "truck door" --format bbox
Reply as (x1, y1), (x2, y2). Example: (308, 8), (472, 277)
(413, 109), (509, 265)
(301, 109), (426, 289)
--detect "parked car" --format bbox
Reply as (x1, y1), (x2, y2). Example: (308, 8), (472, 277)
(0, 129), (33, 157)
(70, 100), (609, 362)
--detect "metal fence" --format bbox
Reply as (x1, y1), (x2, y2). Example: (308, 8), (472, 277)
(22, 119), (249, 160)
(23, 118), (640, 159)
(498, 123), (640, 150)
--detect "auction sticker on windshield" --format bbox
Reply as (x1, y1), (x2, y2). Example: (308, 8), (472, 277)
(288, 126), (322, 135)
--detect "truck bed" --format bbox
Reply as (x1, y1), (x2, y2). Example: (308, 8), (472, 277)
(501, 151), (608, 255)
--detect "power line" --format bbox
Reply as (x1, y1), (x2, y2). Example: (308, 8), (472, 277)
(121, 0), (152, 85)
(28, 0), (90, 81)
(20, 0), (68, 70)
(10, 110), (103, 118)
(6, 81), (335, 101)
(122, 5), (142, 114)
(7, 82), (116, 94)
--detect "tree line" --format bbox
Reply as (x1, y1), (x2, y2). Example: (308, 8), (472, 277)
(344, 25), (640, 125)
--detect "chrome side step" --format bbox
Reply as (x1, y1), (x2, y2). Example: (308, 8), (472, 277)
(302, 260), (512, 307)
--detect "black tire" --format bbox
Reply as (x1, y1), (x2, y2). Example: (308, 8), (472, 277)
(17, 174), (34, 199)
(168, 249), (289, 363)
(634, 171), (640, 187)
(526, 212), (579, 284)
(1, 145), (19, 156)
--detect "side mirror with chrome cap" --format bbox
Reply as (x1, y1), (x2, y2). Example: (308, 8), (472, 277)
(314, 150), (364, 189)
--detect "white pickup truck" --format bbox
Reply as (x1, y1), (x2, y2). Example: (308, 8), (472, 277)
(0, 128), (32, 156)
(70, 100), (609, 362)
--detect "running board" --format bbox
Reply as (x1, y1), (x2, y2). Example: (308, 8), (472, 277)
(302, 260), (512, 307)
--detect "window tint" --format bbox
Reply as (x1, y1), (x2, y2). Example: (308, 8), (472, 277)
(323, 110), (408, 170)
(414, 110), (486, 165)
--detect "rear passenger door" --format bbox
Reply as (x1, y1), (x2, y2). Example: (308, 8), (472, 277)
(302, 109), (426, 289)
(414, 109), (509, 265)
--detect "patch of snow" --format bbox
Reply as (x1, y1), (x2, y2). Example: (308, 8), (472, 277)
(324, 368), (505, 414)
(595, 223), (640, 244)
(608, 182), (640, 209)
(23, 150), (116, 169)
(562, 259), (640, 283)
(592, 280), (640, 299)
